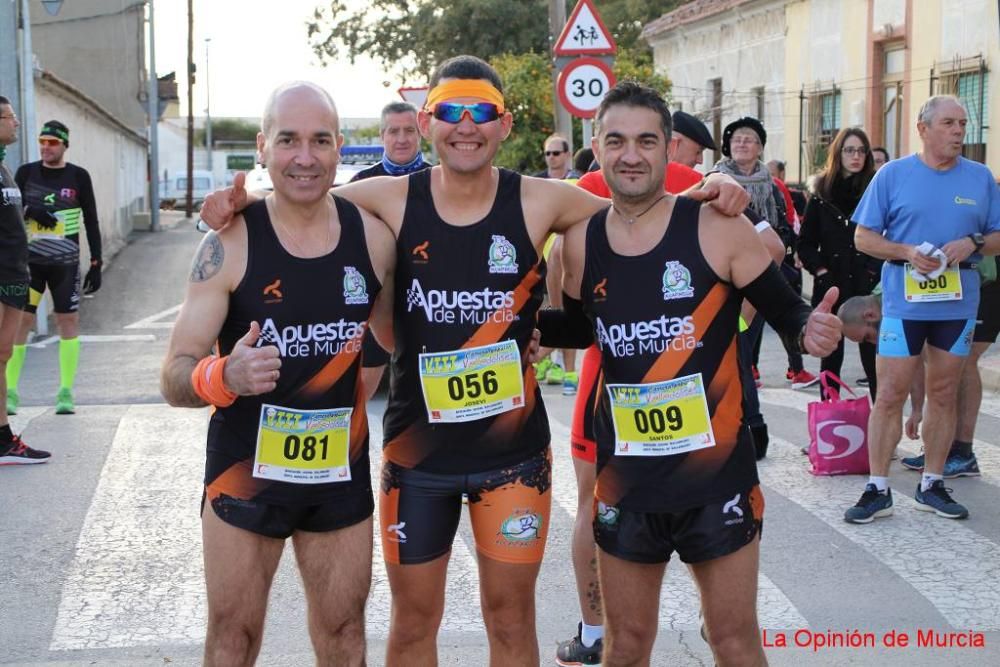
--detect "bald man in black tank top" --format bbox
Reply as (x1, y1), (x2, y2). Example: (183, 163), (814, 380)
(161, 82), (396, 666)
(200, 57), (753, 666)
(547, 82), (843, 667)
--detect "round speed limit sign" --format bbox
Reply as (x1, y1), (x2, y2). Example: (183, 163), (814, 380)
(557, 57), (616, 119)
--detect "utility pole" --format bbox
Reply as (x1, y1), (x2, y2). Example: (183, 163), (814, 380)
(17, 0), (39, 166)
(548, 0), (573, 154)
(185, 0), (194, 218)
(0, 3), (21, 172)
(147, 0), (160, 231)
(204, 37), (212, 173)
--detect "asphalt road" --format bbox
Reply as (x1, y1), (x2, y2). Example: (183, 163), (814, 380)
(2, 224), (999, 666)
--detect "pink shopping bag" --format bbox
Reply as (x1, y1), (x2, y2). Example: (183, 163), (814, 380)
(807, 371), (871, 475)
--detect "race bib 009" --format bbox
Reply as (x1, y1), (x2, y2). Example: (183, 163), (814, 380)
(607, 373), (715, 457)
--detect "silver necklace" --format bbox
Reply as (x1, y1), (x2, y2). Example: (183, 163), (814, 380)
(612, 194), (667, 225)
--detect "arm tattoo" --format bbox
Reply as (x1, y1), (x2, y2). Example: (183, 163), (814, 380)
(190, 232), (224, 282)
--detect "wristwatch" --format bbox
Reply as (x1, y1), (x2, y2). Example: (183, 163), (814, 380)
(968, 232), (985, 252)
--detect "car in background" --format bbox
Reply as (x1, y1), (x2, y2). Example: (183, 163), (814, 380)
(335, 145), (384, 185)
(160, 169), (215, 209)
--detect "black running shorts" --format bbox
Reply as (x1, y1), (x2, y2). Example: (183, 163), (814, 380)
(0, 279), (29, 310)
(26, 262), (80, 314)
(974, 282), (1000, 344)
(594, 486), (764, 564)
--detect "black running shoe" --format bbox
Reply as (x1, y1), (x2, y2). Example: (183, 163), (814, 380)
(556, 623), (602, 666)
(0, 434), (52, 465)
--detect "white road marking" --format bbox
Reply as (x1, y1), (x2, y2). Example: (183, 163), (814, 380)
(49, 405), (209, 650)
(123, 304), (182, 330)
(760, 435), (1000, 630)
(28, 334), (157, 348)
(8, 406), (48, 433)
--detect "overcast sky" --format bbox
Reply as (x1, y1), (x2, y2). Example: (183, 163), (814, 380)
(155, 0), (412, 119)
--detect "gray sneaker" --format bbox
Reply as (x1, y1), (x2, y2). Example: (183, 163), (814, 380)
(914, 481), (969, 519)
(844, 484), (893, 524)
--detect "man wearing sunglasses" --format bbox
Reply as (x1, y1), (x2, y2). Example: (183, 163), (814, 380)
(7, 121), (103, 416)
(200, 56), (751, 665)
(535, 134), (581, 181)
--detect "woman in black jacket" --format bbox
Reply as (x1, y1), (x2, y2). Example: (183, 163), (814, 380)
(799, 127), (880, 398)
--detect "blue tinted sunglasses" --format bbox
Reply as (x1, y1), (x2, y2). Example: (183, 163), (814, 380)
(431, 102), (501, 124)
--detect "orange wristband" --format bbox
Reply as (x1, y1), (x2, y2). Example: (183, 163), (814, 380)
(191, 355), (238, 407)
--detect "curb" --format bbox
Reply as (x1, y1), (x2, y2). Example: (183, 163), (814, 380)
(980, 354), (1000, 394)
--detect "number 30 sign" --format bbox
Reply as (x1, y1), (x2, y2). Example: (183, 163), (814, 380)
(557, 57), (617, 119)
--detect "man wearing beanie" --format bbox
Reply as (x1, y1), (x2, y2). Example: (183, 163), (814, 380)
(8, 120), (103, 416)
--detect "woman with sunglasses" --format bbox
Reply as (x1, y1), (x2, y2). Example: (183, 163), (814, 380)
(798, 127), (881, 397)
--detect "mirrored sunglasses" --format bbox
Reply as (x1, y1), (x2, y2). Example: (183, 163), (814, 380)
(432, 102), (500, 124)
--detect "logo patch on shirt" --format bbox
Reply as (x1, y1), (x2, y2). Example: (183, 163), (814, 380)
(488, 234), (518, 274)
(343, 266), (369, 305)
(412, 240), (430, 262)
(263, 278), (283, 303)
(954, 196), (976, 206)
(662, 261), (694, 300)
(593, 277), (608, 300)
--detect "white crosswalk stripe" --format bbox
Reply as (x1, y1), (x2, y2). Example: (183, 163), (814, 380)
(50, 405), (208, 650)
(760, 436), (1000, 630)
(45, 397), (1000, 652)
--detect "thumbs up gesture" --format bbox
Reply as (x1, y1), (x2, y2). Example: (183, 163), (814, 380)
(803, 286), (843, 357)
(200, 171), (249, 231)
(222, 320), (282, 395)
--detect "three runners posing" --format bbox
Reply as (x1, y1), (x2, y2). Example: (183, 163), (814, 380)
(189, 59), (819, 666)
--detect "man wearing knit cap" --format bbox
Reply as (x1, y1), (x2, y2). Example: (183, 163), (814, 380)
(670, 110), (717, 169)
(8, 120), (103, 416)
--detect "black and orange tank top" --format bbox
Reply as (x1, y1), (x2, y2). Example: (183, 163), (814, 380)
(581, 197), (757, 513)
(207, 196), (380, 503)
(383, 168), (550, 474)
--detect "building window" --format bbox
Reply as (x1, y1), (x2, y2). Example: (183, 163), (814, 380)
(936, 64), (989, 164)
(957, 71), (988, 163)
(881, 44), (905, 161)
(809, 89), (841, 169)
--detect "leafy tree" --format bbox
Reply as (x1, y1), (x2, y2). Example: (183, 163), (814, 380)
(309, 0), (547, 81)
(308, 0), (685, 80)
(492, 52), (555, 173)
(492, 50), (671, 173)
(196, 118), (260, 146)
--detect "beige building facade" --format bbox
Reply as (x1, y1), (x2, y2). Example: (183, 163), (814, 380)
(34, 71), (148, 263)
(645, 0), (1000, 184)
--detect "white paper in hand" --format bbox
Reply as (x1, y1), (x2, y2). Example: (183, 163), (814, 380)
(909, 242), (949, 281)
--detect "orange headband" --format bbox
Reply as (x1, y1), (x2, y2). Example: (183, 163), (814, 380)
(425, 80), (505, 113)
